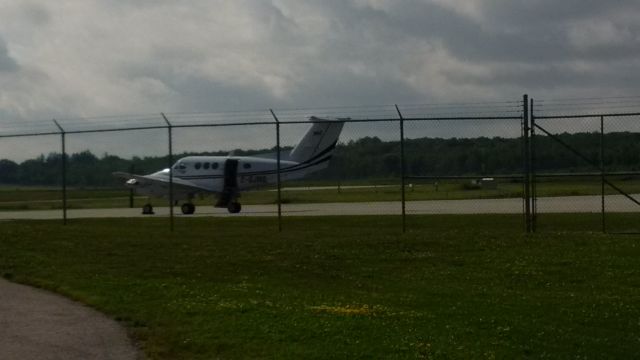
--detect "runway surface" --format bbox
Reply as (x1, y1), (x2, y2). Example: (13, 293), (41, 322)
(1, 194), (638, 220)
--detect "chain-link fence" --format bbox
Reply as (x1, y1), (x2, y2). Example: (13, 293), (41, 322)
(402, 101), (525, 232)
(1, 95), (639, 233)
(531, 98), (640, 233)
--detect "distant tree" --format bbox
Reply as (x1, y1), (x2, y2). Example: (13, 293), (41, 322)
(0, 159), (19, 183)
(1, 132), (639, 186)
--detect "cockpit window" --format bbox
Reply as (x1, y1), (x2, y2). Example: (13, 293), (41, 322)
(174, 163), (187, 170)
(195, 162), (202, 170)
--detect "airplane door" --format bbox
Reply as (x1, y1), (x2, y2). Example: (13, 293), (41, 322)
(224, 159), (239, 189)
(215, 159), (239, 208)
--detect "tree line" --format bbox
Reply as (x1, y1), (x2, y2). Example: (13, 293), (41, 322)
(1, 132), (638, 187)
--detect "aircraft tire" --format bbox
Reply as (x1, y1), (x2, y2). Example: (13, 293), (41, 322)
(142, 204), (154, 215)
(228, 202), (241, 214)
(181, 203), (196, 215)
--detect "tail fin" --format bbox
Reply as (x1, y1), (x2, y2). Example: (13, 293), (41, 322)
(289, 116), (345, 164)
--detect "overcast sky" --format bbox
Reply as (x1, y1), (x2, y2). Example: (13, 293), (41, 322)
(1, 0), (640, 160)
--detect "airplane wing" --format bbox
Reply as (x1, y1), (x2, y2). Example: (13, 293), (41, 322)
(112, 172), (215, 193)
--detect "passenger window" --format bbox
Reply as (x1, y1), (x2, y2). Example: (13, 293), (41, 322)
(212, 163), (219, 169)
(203, 163), (210, 170)
(195, 162), (201, 170)
(243, 163), (251, 169)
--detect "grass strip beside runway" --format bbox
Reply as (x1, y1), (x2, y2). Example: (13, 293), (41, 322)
(1, 177), (639, 211)
(1, 215), (639, 359)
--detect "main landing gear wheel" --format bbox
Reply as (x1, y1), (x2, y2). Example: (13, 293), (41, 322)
(142, 203), (154, 215)
(227, 202), (241, 214)
(181, 203), (196, 215)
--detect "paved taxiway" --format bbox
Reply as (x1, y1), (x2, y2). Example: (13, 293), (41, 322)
(0, 194), (638, 220)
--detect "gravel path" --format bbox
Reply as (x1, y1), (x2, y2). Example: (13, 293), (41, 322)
(0, 278), (141, 360)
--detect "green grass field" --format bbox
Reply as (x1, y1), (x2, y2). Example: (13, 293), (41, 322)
(1, 177), (638, 211)
(1, 215), (639, 359)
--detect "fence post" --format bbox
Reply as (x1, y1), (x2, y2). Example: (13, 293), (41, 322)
(522, 94), (531, 233)
(395, 105), (406, 233)
(601, 115), (605, 233)
(129, 164), (135, 208)
(161, 113), (174, 232)
(530, 97), (537, 232)
(52, 119), (67, 225)
(269, 109), (282, 232)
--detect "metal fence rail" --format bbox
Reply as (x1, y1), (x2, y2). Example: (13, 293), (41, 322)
(530, 99), (640, 233)
(1, 95), (639, 233)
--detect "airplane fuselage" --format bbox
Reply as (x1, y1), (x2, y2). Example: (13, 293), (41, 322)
(171, 155), (305, 191)
(127, 155), (328, 200)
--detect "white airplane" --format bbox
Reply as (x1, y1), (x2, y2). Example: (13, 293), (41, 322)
(114, 117), (345, 214)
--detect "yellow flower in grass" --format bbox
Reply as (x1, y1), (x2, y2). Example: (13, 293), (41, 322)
(310, 304), (382, 316)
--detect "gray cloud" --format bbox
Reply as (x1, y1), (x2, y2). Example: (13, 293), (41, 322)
(447, 59), (640, 91)
(0, 37), (19, 72)
(479, 0), (633, 26)
(21, 3), (51, 26)
(339, 0), (640, 63)
(0, 0), (638, 161)
(160, 75), (282, 112)
(3, 0), (638, 115)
